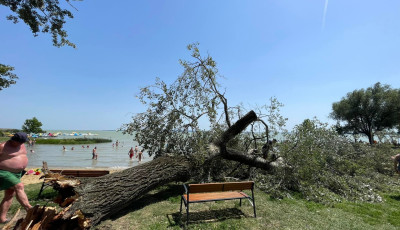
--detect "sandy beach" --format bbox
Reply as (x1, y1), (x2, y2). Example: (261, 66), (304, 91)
(21, 167), (123, 185)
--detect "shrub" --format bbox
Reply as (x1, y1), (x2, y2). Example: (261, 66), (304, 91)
(254, 118), (400, 204)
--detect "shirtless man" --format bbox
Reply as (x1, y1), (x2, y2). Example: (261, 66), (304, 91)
(0, 132), (32, 223)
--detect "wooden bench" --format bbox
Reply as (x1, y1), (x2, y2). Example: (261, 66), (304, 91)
(180, 181), (256, 224)
(37, 169), (110, 198)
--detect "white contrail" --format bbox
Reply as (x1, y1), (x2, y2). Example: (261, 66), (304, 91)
(322, 0), (329, 31)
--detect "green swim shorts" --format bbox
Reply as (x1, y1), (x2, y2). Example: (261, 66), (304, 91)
(0, 170), (22, 190)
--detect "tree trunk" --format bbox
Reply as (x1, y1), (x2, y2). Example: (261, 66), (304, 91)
(10, 110), (274, 229)
(366, 132), (374, 144)
(13, 156), (191, 229)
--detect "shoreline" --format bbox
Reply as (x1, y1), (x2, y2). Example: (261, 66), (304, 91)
(26, 165), (130, 170)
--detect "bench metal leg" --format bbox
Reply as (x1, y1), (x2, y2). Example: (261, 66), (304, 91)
(180, 196), (183, 213)
(253, 200), (257, 218)
(180, 196), (189, 225)
(37, 182), (46, 199)
(252, 190), (257, 218)
(186, 203), (189, 225)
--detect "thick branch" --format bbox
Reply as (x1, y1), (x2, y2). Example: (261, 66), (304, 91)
(223, 147), (273, 170)
(213, 110), (276, 170)
(216, 110), (257, 146)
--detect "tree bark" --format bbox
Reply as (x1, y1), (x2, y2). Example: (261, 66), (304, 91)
(11, 110), (276, 229)
(367, 132), (374, 144)
(213, 110), (275, 170)
(69, 156), (190, 225)
(13, 156), (191, 229)
(222, 147), (274, 170)
(215, 110), (257, 147)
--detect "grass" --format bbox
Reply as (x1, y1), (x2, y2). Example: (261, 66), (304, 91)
(97, 184), (400, 230)
(2, 183), (400, 229)
(0, 137), (9, 142)
(0, 183), (59, 218)
(35, 138), (112, 145)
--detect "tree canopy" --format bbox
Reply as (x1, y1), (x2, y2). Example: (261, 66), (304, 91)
(121, 43), (287, 160)
(22, 117), (45, 134)
(330, 82), (400, 144)
(120, 45), (400, 206)
(0, 0), (76, 91)
(0, 64), (18, 91)
(1, 0), (76, 48)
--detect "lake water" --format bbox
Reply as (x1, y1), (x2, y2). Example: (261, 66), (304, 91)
(26, 130), (152, 169)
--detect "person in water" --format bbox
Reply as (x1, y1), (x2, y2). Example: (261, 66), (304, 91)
(0, 132), (32, 223)
(137, 149), (144, 163)
(92, 147), (98, 160)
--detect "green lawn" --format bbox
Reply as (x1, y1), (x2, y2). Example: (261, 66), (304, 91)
(2, 183), (400, 229)
(97, 184), (400, 230)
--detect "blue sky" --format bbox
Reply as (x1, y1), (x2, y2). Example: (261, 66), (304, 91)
(1, 0), (399, 130)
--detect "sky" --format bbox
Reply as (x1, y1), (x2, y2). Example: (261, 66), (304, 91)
(1, 0), (400, 131)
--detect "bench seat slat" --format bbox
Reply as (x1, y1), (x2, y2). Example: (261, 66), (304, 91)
(180, 181), (256, 224)
(183, 191), (249, 203)
(188, 181), (253, 193)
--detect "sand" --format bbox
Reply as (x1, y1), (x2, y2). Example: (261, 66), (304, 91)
(21, 172), (43, 185)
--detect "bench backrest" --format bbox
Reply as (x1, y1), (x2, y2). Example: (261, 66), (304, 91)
(50, 169), (110, 177)
(188, 181), (254, 193)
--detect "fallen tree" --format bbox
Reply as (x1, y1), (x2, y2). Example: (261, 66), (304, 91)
(7, 45), (286, 229)
(7, 110), (276, 229)
(11, 156), (192, 229)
